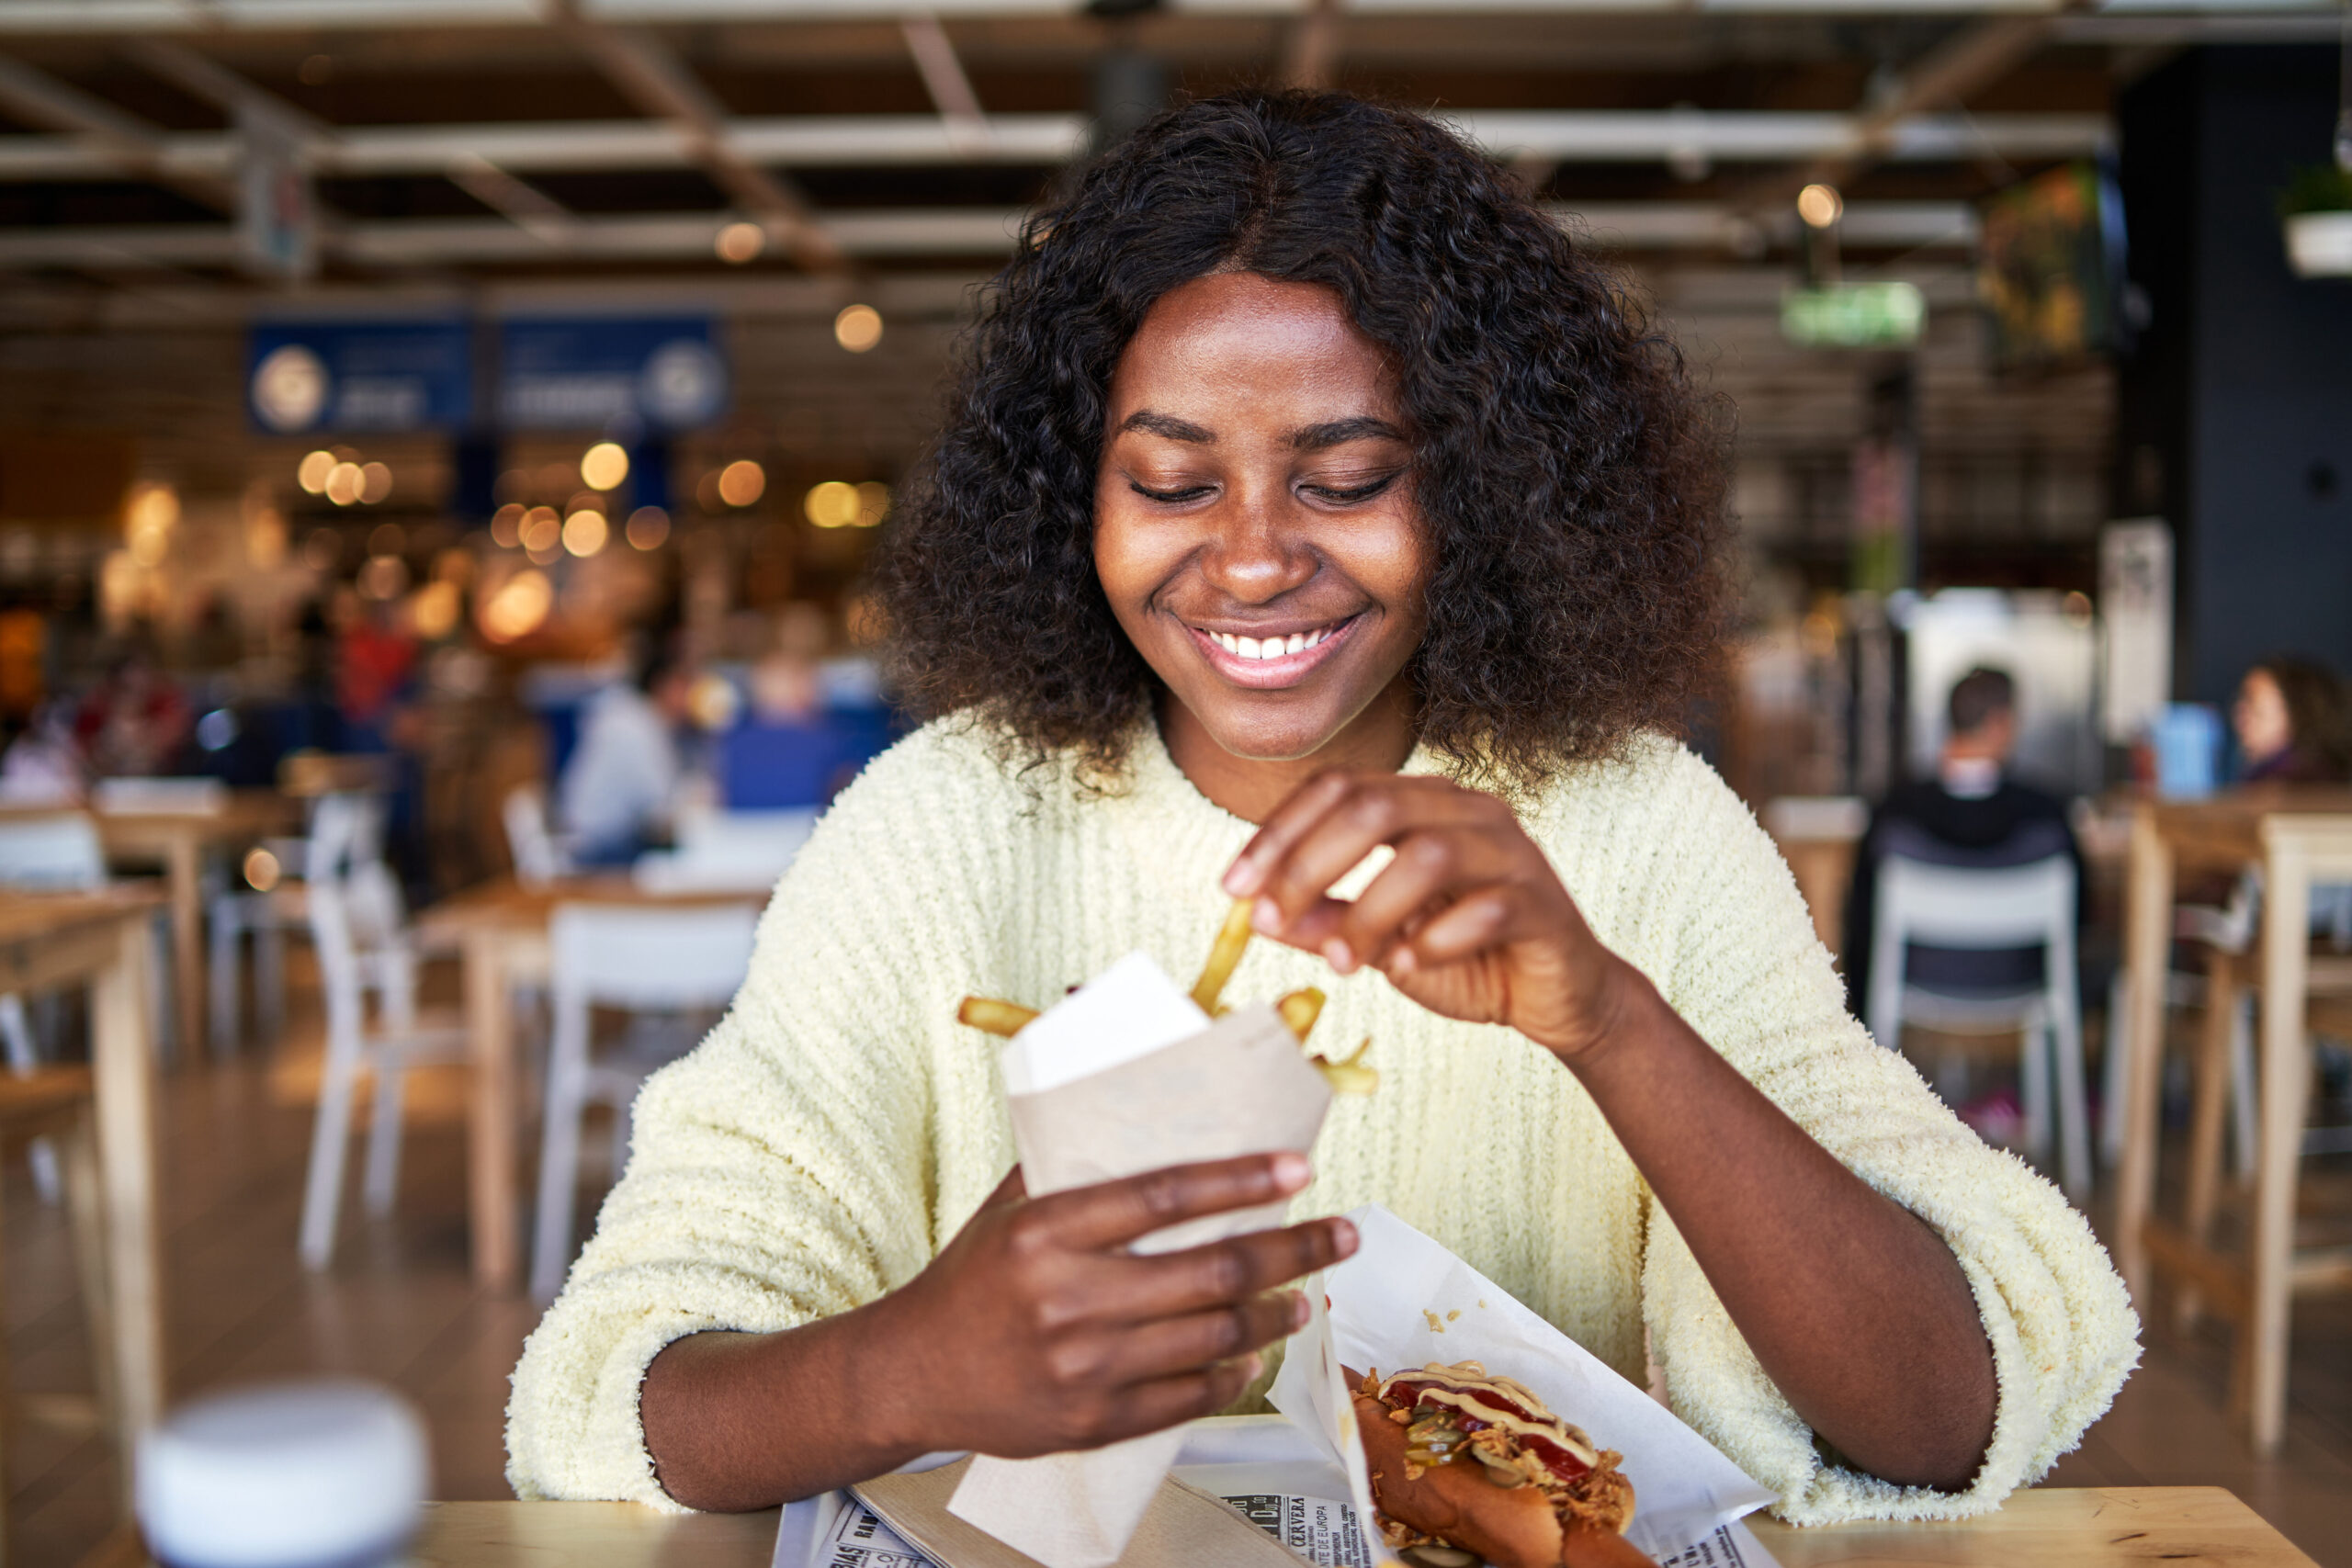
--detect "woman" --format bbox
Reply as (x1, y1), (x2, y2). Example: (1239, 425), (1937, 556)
(508, 93), (2133, 1525)
(2233, 656), (2352, 784)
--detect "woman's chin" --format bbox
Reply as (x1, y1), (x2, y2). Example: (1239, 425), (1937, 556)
(1186, 710), (1351, 765)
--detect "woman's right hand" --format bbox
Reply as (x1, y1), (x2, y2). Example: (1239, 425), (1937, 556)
(868, 1151), (1355, 1459)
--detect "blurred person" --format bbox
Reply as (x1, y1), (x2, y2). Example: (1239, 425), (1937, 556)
(2232, 655), (2352, 784)
(559, 642), (695, 866)
(747, 603), (829, 723)
(73, 638), (191, 777)
(0, 702), (85, 804)
(1842, 666), (2086, 1023)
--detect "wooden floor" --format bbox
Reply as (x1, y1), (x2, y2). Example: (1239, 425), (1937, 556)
(6, 976), (2352, 1566)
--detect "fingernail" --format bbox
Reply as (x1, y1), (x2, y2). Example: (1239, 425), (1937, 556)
(1385, 945), (1416, 976)
(1322, 938), (1354, 974)
(1224, 859), (1260, 896)
(1270, 1151), (1311, 1190)
(1252, 897), (1282, 935)
(1238, 1351), (1265, 1382)
(1332, 1218), (1359, 1257)
(1288, 1292), (1311, 1329)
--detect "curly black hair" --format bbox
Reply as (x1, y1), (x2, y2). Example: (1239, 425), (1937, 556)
(875, 88), (1729, 795)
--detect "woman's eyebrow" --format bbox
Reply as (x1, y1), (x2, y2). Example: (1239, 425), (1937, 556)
(1289, 416), (1405, 450)
(1117, 410), (1216, 443)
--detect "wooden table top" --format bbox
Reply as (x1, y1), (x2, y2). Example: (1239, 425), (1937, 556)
(2141, 788), (2352, 868)
(408, 1487), (2314, 1567)
(0, 886), (165, 947)
(419, 874), (765, 938)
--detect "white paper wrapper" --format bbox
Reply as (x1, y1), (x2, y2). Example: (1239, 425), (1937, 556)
(1269, 1205), (1777, 1565)
(946, 953), (1336, 1568)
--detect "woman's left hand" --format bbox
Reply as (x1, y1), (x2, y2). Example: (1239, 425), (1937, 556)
(1222, 772), (1632, 1063)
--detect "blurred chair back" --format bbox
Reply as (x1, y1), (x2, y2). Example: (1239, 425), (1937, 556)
(634, 808), (815, 895)
(503, 785), (569, 889)
(532, 901), (760, 1298)
(0, 813), (107, 891)
(1870, 845), (2089, 1195)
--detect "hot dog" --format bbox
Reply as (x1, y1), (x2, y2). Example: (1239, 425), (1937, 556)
(1346, 1362), (1654, 1568)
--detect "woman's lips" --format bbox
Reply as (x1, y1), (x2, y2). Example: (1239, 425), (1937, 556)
(1185, 614), (1361, 689)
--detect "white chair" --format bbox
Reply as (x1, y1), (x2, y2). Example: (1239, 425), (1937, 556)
(209, 832), (310, 1056)
(503, 785), (572, 889)
(297, 795), (469, 1270)
(1869, 850), (2092, 1197)
(530, 901), (759, 1299)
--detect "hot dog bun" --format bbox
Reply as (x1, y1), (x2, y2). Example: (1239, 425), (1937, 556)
(1356, 1387), (1563, 1568)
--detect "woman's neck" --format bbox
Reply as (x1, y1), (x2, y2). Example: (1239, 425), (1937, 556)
(1159, 681), (1419, 824)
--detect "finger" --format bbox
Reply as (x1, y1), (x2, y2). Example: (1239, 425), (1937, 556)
(1329, 828), (1527, 974)
(1391, 885), (1526, 970)
(1079, 1291), (1307, 1387)
(1092, 1355), (1266, 1446)
(1034, 1151), (1314, 1253)
(1250, 781), (1499, 936)
(1073, 1215), (1358, 1324)
(1222, 771), (1361, 899)
(982, 1165), (1028, 1208)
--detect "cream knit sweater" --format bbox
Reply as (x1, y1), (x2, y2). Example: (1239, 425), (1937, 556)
(505, 718), (2138, 1524)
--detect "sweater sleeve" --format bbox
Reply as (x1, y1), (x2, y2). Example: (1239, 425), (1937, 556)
(503, 727), (1005, 1508)
(1623, 748), (2139, 1526)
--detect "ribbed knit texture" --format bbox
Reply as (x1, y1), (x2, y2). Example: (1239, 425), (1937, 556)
(505, 717), (2138, 1524)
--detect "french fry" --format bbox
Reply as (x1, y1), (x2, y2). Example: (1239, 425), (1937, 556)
(1192, 896), (1257, 1015)
(1311, 1037), (1378, 1096)
(957, 996), (1039, 1038)
(1275, 987), (1325, 1043)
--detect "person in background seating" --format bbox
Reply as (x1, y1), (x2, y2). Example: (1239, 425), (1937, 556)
(2232, 656), (2352, 785)
(1842, 666), (2086, 1024)
(559, 642), (695, 867)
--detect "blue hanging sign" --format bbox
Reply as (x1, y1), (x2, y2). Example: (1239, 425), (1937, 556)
(246, 318), (474, 434)
(497, 316), (728, 432)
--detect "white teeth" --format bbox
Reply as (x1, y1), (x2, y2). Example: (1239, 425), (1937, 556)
(1207, 622), (1339, 660)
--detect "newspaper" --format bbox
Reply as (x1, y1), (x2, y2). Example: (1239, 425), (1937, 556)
(772, 1417), (1782, 1568)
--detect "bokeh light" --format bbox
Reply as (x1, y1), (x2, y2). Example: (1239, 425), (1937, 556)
(580, 441), (630, 491)
(717, 459), (766, 507)
(833, 303), (883, 354)
(625, 506), (671, 550)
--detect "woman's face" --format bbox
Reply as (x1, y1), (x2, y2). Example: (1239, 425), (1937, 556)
(1093, 272), (1430, 764)
(2234, 668), (2293, 764)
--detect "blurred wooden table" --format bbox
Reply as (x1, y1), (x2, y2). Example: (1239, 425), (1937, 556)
(417, 875), (767, 1294)
(2114, 789), (2352, 1454)
(0, 889), (167, 1462)
(0, 793), (299, 1055)
(402, 1488), (2313, 1566)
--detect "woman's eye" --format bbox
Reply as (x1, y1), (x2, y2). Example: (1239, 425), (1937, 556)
(1130, 481), (1214, 504)
(1305, 473), (1401, 504)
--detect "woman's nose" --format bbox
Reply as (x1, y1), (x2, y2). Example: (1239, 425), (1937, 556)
(1195, 489), (1315, 603)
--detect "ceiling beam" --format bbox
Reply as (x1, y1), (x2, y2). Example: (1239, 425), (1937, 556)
(0, 199), (1973, 270)
(900, 12), (994, 156)
(0, 108), (2105, 182)
(0, 53), (235, 210)
(547, 0), (845, 273)
(1738, 0), (2096, 218)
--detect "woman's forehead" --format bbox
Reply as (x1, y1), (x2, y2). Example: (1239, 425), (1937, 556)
(1108, 274), (1399, 428)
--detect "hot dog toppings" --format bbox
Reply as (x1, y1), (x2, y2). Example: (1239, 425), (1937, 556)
(1378, 1364), (1600, 1483)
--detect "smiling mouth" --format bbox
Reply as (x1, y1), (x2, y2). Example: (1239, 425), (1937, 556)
(1185, 614), (1361, 688)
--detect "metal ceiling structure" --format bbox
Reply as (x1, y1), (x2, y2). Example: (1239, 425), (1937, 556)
(0, 0), (2329, 289)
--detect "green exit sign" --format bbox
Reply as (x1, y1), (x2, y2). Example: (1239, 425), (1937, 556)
(1781, 282), (1927, 348)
